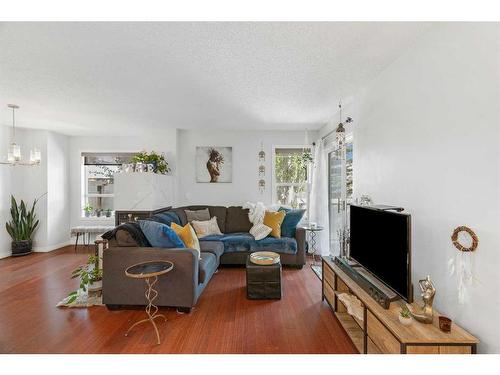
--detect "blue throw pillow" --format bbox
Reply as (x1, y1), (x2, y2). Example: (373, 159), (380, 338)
(279, 208), (306, 238)
(150, 211), (181, 226)
(138, 220), (185, 248)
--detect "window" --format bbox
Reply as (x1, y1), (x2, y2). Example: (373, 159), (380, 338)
(273, 147), (311, 210)
(81, 153), (135, 218)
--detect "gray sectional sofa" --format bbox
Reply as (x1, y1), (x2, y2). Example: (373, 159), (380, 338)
(102, 205), (306, 312)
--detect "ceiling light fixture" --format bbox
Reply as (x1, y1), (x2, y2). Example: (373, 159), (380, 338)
(1, 104), (41, 166)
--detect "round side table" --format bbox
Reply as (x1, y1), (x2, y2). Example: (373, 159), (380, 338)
(301, 226), (324, 265)
(124, 260), (174, 345)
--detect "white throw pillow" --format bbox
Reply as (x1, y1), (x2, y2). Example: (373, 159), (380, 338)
(191, 216), (223, 238)
(250, 223), (272, 241)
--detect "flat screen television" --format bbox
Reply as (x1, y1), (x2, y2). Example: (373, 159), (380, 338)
(349, 205), (412, 302)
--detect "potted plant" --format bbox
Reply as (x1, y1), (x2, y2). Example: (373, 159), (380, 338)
(399, 305), (413, 326)
(83, 204), (93, 218)
(95, 209), (102, 218)
(66, 255), (103, 304)
(131, 150), (171, 174)
(105, 209), (112, 218)
(5, 195), (40, 256)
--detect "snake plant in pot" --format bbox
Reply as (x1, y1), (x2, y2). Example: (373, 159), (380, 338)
(5, 195), (40, 256)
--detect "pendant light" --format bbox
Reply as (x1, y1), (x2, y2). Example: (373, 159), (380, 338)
(1, 104), (41, 166)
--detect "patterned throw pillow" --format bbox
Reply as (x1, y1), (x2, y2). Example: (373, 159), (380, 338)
(249, 223), (272, 241)
(138, 220), (185, 248)
(263, 210), (286, 238)
(191, 216), (223, 238)
(171, 222), (201, 259)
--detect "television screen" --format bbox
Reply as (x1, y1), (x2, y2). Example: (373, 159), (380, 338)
(349, 205), (411, 301)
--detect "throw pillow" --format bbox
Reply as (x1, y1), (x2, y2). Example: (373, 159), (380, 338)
(279, 208), (306, 237)
(151, 211), (181, 226)
(171, 222), (201, 259)
(185, 208), (211, 222)
(263, 210), (286, 238)
(249, 223), (272, 241)
(138, 220), (185, 248)
(191, 216), (223, 238)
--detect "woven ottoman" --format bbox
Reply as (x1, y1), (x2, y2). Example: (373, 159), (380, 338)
(246, 255), (282, 300)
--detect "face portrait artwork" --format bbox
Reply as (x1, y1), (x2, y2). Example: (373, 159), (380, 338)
(195, 147), (232, 183)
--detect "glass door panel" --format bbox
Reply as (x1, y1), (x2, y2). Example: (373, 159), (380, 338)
(328, 151), (342, 256)
(328, 141), (353, 257)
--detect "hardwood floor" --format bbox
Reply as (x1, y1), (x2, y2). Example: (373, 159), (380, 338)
(0, 246), (356, 354)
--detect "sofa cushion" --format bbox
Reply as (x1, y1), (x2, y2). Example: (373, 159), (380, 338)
(279, 208), (306, 238)
(185, 208), (210, 222)
(199, 252), (217, 284)
(254, 236), (298, 254)
(172, 206), (227, 233)
(202, 233), (297, 255)
(225, 206), (252, 233)
(138, 220), (185, 248)
(199, 240), (224, 259)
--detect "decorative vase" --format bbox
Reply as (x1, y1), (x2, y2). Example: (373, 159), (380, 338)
(11, 240), (32, 256)
(399, 315), (412, 326)
(85, 211), (91, 218)
(88, 280), (102, 292)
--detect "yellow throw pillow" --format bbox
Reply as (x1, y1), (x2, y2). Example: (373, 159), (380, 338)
(263, 210), (286, 238)
(171, 222), (201, 259)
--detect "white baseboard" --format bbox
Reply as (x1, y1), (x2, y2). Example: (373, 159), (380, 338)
(33, 240), (73, 253)
(0, 240), (73, 258)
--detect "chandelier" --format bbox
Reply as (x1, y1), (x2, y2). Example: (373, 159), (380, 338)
(1, 104), (41, 166)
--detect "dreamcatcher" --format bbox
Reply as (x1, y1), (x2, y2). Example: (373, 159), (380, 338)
(448, 226), (479, 304)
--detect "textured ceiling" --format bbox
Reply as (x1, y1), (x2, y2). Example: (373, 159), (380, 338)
(0, 22), (433, 135)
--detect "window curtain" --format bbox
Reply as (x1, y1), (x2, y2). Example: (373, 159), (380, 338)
(309, 140), (330, 256)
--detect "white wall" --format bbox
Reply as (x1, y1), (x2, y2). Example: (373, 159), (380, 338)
(0, 126), (71, 256)
(330, 23), (499, 353)
(11, 128), (49, 249)
(0, 125), (13, 258)
(176, 129), (316, 206)
(69, 130), (177, 228)
(46, 132), (70, 248)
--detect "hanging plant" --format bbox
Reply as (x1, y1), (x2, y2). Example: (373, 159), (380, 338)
(131, 151), (171, 174)
(299, 151), (314, 169)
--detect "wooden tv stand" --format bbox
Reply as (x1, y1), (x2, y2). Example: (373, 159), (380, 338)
(322, 256), (478, 354)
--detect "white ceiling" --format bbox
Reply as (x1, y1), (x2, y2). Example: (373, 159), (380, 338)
(0, 22), (433, 136)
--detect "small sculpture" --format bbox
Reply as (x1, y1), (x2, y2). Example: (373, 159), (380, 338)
(408, 275), (436, 324)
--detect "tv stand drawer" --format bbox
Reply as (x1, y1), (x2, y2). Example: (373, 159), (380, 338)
(367, 310), (400, 354)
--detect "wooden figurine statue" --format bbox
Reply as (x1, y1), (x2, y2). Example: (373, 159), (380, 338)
(408, 275), (436, 324)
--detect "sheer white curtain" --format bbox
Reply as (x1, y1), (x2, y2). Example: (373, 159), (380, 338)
(309, 140), (330, 256)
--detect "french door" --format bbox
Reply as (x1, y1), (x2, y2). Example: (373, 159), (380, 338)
(328, 141), (353, 256)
